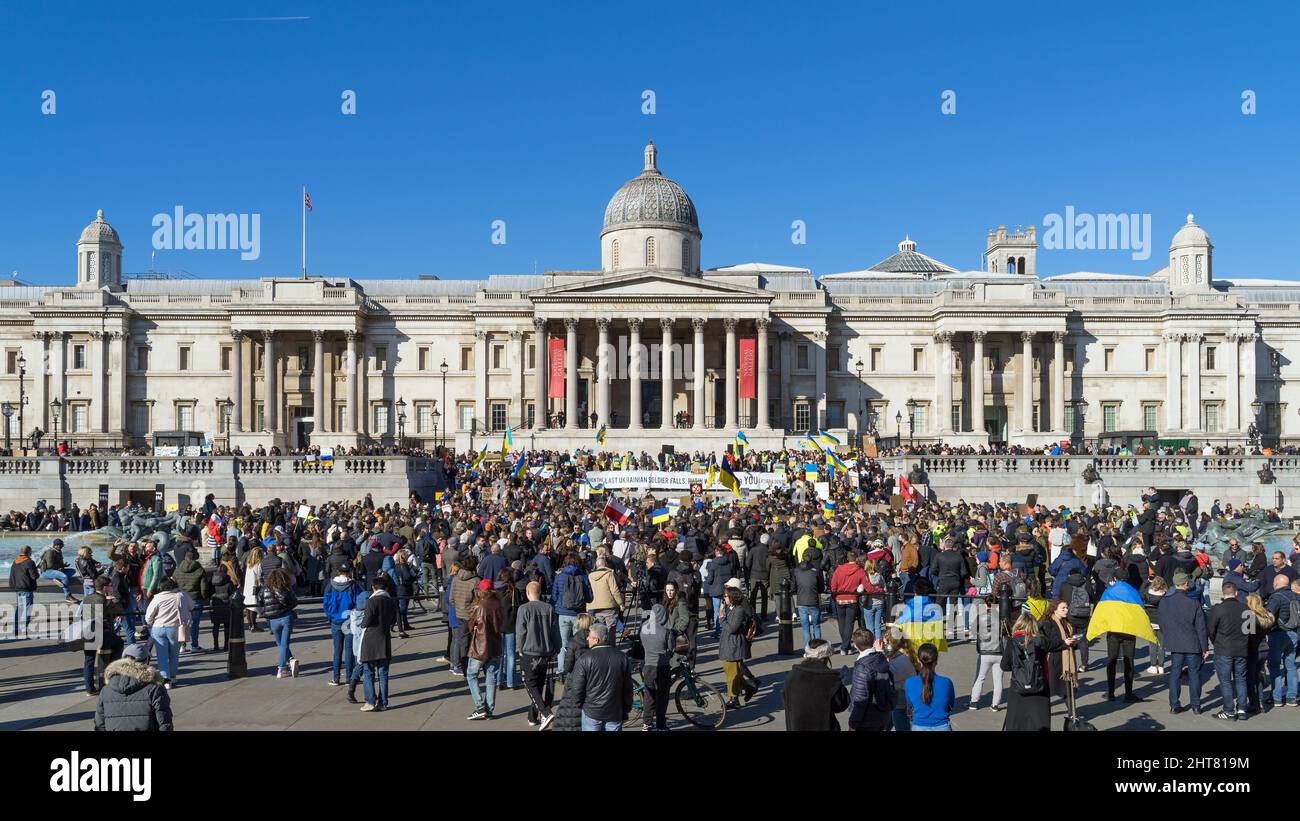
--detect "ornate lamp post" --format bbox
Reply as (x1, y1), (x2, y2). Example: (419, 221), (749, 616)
(51, 397), (63, 452)
(396, 397), (407, 447)
(1, 402), (11, 453)
(895, 410), (902, 442)
(431, 407), (441, 453)
(439, 359), (449, 451)
(16, 351), (26, 448)
(905, 398), (917, 446)
(855, 360), (865, 446)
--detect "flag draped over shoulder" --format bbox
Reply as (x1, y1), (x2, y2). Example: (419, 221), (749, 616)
(894, 595), (948, 652)
(1086, 581), (1157, 643)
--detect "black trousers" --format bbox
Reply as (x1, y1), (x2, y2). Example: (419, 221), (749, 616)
(749, 581), (769, 620)
(452, 624), (469, 671)
(642, 662), (672, 729)
(1106, 633), (1136, 697)
(521, 653), (553, 722)
(835, 600), (859, 652)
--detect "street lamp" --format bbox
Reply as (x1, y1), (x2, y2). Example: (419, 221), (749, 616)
(905, 398), (917, 446)
(16, 351), (26, 448)
(855, 360), (865, 446)
(1, 402), (11, 453)
(220, 398), (233, 441)
(431, 407), (441, 453)
(396, 397), (407, 447)
(439, 359), (449, 451)
(51, 397), (63, 451)
(1249, 400), (1263, 447)
(895, 410), (902, 441)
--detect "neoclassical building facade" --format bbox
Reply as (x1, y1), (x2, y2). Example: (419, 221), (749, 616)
(1, 142), (1296, 453)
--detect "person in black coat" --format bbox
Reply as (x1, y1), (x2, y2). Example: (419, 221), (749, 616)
(848, 629), (893, 731)
(1207, 581), (1249, 719)
(358, 576), (399, 711)
(1001, 613), (1071, 731)
(782, 639), (849, 730)
(745, 534), (772, 621)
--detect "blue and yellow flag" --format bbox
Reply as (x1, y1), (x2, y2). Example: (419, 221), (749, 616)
(503, 427), (513, 454)
(825, 450), (848, 472)
(803, 433), (824, 453)
(718, 455), (742, 496)
(585, 477), (605, 495)
(1086, 581), (1157, 643)
(471, 450), (488, 470)
(596, 425), (607, 447)
(734, 430), (750, 451)
(774, 463), (786, 474)
(804, 462), (820, 482)
(705, 464), (717, 489)
(818, 431), (841, 448)
(512, 451), (528, 478)
(822, 499), (836, 519)
(652, 507), (670, 525)
(894, 595), (949, 652)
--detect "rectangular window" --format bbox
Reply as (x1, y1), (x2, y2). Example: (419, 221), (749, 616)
(178, 404), (194, 430)
(1143, 403), (1159, 431)
(178, 345), (191, 372)
(136, 346), (150, 371)
(910, 403), (927, 434)
(71, 404), (87, 433)
(132, 403), (149, 434)
(336, 404), (348, 433)
(528, 345), (536, 370)
(1032, 403), (1041, 432)
(460, 347), (473, 372)
(493, 344), (505, 370)
(794, 402), (811, 432)
(459, 402), (475, 432)
(219, 403), (232, 433)
(1205, 346), (1217, 371)
(375, 403), (390, 435)
(255, 403), (265, 432)
(1204, 403), (1220, 433)
(827, 401), (845, 428)
(797, 346), (809, 370)
(828, 346), (841, 373)
(870, 346), (882, 371)
(5, 350), (16, 375)
(1102, 403), (1119, 432)
(767, 344), (776, 370)
(491, 402), (507, 432)
(297, 346), (309, 371)
(374, 346), (387, 372)
(419, 347), (430, 371)
(221, 346), (232, 372)
(912, 348), (925, 372)
(417, 404), (433, 434)
(73, 344), (86, 370)
(988, 347), (1001, 372)
(1104, 347), (1115, 371)
(1064, 346), (1074, 373)
(1144, 347), (1156, 372)
(1033, 347), (1041, 372)
(525, 402), (535, 428)
(951, 402), (962, 433)
(1064, 406), (1077, 434)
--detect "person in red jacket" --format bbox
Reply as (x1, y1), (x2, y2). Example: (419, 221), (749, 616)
(831, 551), (867, 655)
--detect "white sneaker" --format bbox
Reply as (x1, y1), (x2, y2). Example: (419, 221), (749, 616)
(1145, 665), (1160, 676)
(539, 713), (556, 731)
(289, 657), (300, 678)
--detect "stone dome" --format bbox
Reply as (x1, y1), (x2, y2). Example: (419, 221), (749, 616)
(1170, 213), (1210, 249)
(79, 209), (121, 246)
(601, 141), (700, 237)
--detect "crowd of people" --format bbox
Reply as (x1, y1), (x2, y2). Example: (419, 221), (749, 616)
(7, 442), (1300, 733)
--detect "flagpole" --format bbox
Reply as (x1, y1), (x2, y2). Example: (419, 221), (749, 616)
(301, 185), (307, 279)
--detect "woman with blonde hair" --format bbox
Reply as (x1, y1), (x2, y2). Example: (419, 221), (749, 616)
(883, 630), (920, 731)
(1245, 593), (1274, 714)
(243, 548), (263, 632)
(1001, 611), (1073, 731)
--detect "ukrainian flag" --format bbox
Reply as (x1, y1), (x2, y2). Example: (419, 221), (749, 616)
(818, 431), (841, 448)
(585, 477), (605, 495)
(319, 451), (334, 466)
(804, 463), (819, 482)
(472, 450), (488, 470)
(822, 499), (836, 518)
(894, 595), (949, 652)
(596, 425), (607, 447)
(825, 450), (848, 472)
(803, 433), (825, 453)
(718, 455), (742, 496)
(774, 463), (786, 474)
(502, 427), (513, 454)
(705, 464), (717, 489)
(666, 498), (681, 512)
(735, 430), (750, 451)
(652, 507), (670, 525)
(512, 451), (528, 478)
(1086, 581), (1157, 643)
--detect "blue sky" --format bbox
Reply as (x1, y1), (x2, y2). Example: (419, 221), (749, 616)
(1, 0), (1298, 284)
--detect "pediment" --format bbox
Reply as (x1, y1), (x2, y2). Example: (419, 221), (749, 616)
(531, 270), (770, 301)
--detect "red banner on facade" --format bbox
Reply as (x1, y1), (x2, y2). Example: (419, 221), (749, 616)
(738, 338), (757, 399)
(548, 337), (566, 399)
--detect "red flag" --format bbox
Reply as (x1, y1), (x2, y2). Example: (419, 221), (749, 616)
(548, 337), (565, 399)
(898, 476), (921, 503)
(304, 190), (313, 211)
(738, 338), (756, 399)
(603, 497), (631, 525)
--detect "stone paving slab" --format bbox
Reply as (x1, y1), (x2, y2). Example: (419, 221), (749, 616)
(2, 591), (1296, 731)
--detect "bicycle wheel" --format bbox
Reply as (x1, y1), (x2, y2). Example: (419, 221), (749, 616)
(674, 676), (727, 729)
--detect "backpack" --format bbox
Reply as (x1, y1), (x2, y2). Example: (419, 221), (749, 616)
(159, 551), (177, 579)
(1067, 582), (1091, 619)
(560, 573), (586, 612)
(869, 666), (897, 712)
(1281, 598), (1300, 631)
(1011, 572), (1029, 600)
(1010, 637), (1044, 694)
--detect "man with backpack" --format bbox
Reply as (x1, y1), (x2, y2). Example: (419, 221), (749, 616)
(1264, 575), (1300, 707)
(847, 628), (894, 731)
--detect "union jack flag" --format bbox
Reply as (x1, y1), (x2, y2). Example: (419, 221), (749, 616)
(304, 190), (313, 211)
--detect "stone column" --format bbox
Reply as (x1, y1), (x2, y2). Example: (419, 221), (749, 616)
(814, 331), (827, 430)
(596, 319), (610, 428)
(1020, 331), (1034, 433)
(474, 330), (488, 431)
(1165, 331), (1182, 431)
(756, 318), (770, 429)
(533, 319), (548, 429)
(1226, 332), (1241, 432)
(1052, 331), (1066, 433)
(312, 330), (325, 434)
(970, 330), (986, 435)
(659, 318), (674, 429)
(564, 319), (579, 430)
(724, 318), (738, 429)
(628, 318), (643, 430)
(108, 332), (126, 436)
(51, 333), (65, 433)
(1240, 332), (1257, 433)
(31, 333), (48, 433)
(91, 331), (106, 432)
(1186, 332), (1202, 432)
(346, 330), (360, 435)
(262, 331), (277, 434)
(692, 318), (706, 429)
(778, 331), (791, 430)
(231, 331), (245, 432)
(935, 331), (953, 434)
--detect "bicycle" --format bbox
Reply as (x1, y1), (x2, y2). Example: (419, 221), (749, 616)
(625, 659), (728, 730)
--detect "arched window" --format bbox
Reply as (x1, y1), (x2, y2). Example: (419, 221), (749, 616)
(646, 236), (656, 266)
(681, 238), (691, 271)
(1017, 256), (1026, 275)
(1006, 257), (1015, 274)
(610, 239), (620, 269)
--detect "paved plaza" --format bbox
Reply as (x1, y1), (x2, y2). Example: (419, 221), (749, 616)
(1, 588), (1291, 732)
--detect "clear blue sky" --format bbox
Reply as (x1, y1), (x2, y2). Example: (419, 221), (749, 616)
(2, 0), (1298, 284)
